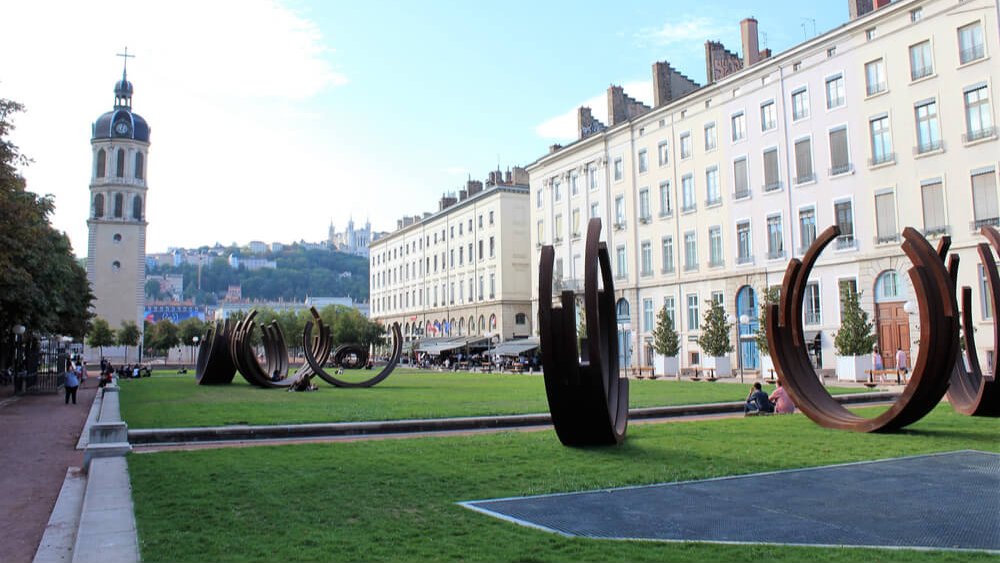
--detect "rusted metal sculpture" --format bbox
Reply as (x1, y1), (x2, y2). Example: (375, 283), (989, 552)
(195, 319), (237, 385)
(943, 227), (1000, 416)
(538, 218), (628, 446)
(301, 310), (403, 387)
(766, 226), (958, 432)
(229, 310), (299, 388)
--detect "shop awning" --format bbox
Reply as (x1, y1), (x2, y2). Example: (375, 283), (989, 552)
(490, 338), (540, 357)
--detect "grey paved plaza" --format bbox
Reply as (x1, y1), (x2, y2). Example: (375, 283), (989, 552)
(463, 450), (1000, 552)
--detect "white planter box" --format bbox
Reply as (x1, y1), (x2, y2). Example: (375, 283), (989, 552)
(703, 355), (732, 377)
(759, 353), (775, 377)
(836, 355), (869, 381)
(654, 355), (679, 378)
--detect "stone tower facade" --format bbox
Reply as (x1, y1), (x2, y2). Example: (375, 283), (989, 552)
(86, 61), (150, 334)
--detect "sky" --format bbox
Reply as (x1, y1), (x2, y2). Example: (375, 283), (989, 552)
(2, 0), (846, 256)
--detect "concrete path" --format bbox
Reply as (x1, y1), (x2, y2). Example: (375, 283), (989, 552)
(0, 380), (98, 563)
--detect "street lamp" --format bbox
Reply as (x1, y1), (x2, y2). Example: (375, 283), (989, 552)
(738, 314), (750, 383)
(12, 325), (25, 374)
(191, 335), (200, 367)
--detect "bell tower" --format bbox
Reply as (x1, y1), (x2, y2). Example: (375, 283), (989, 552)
(86, 49), (150, 335)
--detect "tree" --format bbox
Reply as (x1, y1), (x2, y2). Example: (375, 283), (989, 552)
(754, 286), (782, 355)
(117, 320), (140, 363)
(145, 279), (166, 300)
(0, 97), (93, 339)
(178, 317), (207, 350)
(88, 318), (116, 359)
(697, 299), (733, 358)
(833, 289), (877, 356)
(146, 319), (180, 359)
(651, 306), (680, 358)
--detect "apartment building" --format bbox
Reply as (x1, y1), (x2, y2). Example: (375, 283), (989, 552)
(529, 0), (999, 374)
(370, 169), (534, 344)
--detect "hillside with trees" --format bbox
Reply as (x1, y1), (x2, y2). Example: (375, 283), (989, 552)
(147, 247), (369, 305)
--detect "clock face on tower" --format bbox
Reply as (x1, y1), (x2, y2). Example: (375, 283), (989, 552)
(114, 121), (131, 136)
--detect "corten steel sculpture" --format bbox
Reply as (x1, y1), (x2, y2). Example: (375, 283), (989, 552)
(765, 226), (959, 432)
(195, 319), (238, 385)
(538, 218), (629, 446)
(943, 227), (1000, 416)
(301, 312), (403, 388)
(228, 310), (300, 388)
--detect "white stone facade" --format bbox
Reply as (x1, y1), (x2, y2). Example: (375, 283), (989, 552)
(529, 0), (999, 373)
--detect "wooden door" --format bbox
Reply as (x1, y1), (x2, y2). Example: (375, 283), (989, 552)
(876, 302), (910, 367)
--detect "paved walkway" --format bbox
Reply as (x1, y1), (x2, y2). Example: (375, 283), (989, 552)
(0, 380), (97, 563)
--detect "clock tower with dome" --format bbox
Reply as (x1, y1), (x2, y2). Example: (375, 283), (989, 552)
(86, 52), (150, 341)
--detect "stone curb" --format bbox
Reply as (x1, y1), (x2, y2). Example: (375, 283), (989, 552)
(128, 391), (898, 445)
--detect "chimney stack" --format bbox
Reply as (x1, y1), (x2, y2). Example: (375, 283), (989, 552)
(504, 169), (512, 184)
(741, 18), (761, 67)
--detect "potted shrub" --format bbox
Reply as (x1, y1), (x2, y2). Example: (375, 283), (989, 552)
(834, 289), (877, 381)
(651, 306), (680, 379)
(755, 286), (781, 378)
(697, 299), (733, 376)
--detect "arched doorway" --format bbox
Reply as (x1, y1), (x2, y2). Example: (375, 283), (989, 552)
(874, 270), (910, 369)
(736, 286), (759, 370)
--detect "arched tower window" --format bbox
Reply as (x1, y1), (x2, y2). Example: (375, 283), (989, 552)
(616, 298), (630, 321)
(96, 149), (106, 178)
(116, 149), (125, 177)
(134, 152), (144, 180)
(92, 193), (105, 218)
(114, 193), (124, 218)
(874, 270), (905, 302)
(132, 195), (143, 220)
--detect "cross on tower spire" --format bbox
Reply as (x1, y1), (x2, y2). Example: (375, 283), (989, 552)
(116, 47), (135, 79)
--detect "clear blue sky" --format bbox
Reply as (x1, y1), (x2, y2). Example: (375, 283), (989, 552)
(2, 0), (847, 254)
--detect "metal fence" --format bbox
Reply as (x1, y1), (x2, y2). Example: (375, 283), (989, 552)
(14, 340), (68, 395)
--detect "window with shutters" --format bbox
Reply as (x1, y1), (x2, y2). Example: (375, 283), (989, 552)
(706, 167), (721, 206)
(834, 200), (856, 249)
(687, 294), (700, 330)
(554, 215), (563, 242)
(762, 148), (780, 192)
(964, 84), (994, 143)
(663, 296), (676, 325)
(643, 298), (654, 332)
(760, 101), (776, 131)
(766, 215), (784, 259)
(865, 59), (886, 96)
(869, 115), (893, 165)
(804, 282), (821, 325)
(958, 22), (985, 64)
(705, 122), (717, 150)
(571, 208), (580, 237)
(794, 138), (814, 184)
(829, 127), (851, 175)
(737, 221), (752, 264)
(972, 169), (999, 229)
(731, 112), (746, 142)
(641, 241), (653, 276)
(680, 133), (692, 159)
(979, 264), (994, 319)
(915, 100), (942, 153)
(615, 195), (626, 228)
(799, 207), (816, 253)
(657, 142), (669, 166)
(638, 149), (648, 174)
(731, 158), (748, 199)
(614, 157), (623, 181)
(921, 179), (947, 236)
(874, 191), (898, 243)
(639, 188), (651, 221)
(616, 245), (628, 278)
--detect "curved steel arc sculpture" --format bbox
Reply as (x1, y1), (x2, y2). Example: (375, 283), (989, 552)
(766, 226), (958, 432)
(230, 310), (298, 388)
(301, 312), (403, 388)
(195, 319), (237, 385)
(944, 227), (1000, 416)
(538, 218), (629, 446)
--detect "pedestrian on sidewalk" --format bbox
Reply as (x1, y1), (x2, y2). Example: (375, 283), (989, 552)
(64, 364), (80, 405)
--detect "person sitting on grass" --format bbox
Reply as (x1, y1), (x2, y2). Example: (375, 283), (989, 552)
(744, 382), (774, 415)
(769, 380), (795, 414)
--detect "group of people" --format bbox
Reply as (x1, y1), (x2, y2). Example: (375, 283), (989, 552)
(743, 381), (795, 415)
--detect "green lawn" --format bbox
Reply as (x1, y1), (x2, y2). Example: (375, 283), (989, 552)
(119, 369), (866, 429)
(128, 405), (1000, 562)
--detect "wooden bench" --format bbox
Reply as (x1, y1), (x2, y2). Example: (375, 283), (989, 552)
(764, 368), (777, 384)
(698, 367), (718, 382)
(866, 368), (905, 385)
(626, 366), (655, 379)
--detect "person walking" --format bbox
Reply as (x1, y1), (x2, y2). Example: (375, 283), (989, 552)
(64, 363), (80, 405)
(895, 346), (908, 384)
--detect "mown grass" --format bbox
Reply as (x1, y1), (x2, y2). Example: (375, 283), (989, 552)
(128, 405), (999, 562)
(119, 369), (866, 428)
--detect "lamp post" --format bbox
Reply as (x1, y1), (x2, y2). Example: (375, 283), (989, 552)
(12, 324), (25, 374)
(191, 335), (200, 368)
(738, 314), (750, 383)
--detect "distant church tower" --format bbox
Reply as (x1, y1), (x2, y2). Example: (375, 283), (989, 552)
(86, 51), (150, 333)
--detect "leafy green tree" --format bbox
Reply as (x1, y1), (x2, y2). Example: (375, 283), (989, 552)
(88, 318), (116, 358)
(178, 317), (207, 349)
(755, 286), (781, 355)
(0, 98), (93, 338)
(697, 300), (733, 358)
(833, 289), (877, 356)
(145, 279), (166, 300)
(145, 319), (180, 359)
(117, 320), (141, 363)
(651, 306), (680, 358)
